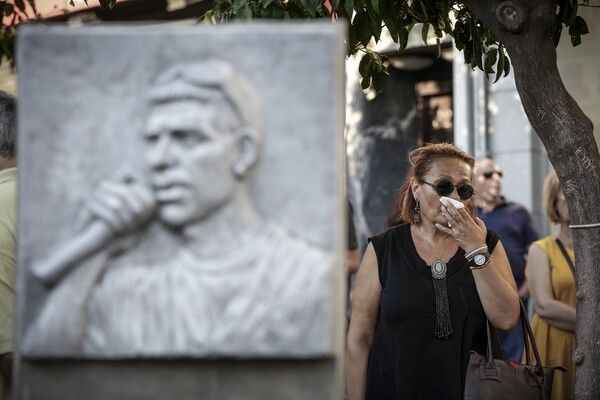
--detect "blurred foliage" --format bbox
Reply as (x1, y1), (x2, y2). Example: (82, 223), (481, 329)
(203, 0), (591, 92)
(0, 0), (592, 91)
(0, 0), (119, 66)
(0, 0), (39, 66)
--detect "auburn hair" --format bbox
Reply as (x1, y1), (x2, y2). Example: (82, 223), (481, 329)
(385, 143), (477, 228)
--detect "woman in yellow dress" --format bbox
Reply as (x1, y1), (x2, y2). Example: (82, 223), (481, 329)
(525, 170), (575, 400)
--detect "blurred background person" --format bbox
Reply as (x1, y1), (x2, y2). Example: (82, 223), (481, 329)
(346, 198), (360, 326)
(525, 169), (575, 400)
(473, 157), (539, 362)
(0, 91), (16, 400)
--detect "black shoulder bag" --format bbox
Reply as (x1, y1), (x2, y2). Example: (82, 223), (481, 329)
(555, 237), (575, 276)
(464, 300), (566, 400)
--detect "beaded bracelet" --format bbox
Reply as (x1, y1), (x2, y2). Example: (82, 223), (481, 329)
(465, 244), (488, 261)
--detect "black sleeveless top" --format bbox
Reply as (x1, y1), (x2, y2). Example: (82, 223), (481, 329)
(365, 223), (499, 400)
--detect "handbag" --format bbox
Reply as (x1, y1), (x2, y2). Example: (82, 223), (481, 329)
(464, 300), (566, 400)
(555, 237), (575, 276)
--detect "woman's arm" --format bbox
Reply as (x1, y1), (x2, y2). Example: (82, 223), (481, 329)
(527, 244), (576, 332)
(346, 243), (381, 400)
(436, 203), (520, 331)
(470, 240), (520, 330)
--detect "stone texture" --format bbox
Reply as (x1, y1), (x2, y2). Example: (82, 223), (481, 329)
(15, 22), (346, 399)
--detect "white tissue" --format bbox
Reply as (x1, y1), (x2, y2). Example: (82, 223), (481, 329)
(440, 196), (465, 209)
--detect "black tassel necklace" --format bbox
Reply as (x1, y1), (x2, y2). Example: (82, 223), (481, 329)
(418, 226), (454, 339)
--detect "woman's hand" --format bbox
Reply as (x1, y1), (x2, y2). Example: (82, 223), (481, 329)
(435, 202), (520, 330)
(435, 202), (487, 253)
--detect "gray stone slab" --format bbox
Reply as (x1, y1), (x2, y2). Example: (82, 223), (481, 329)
(19, 359), (339, 400)
(15, 22), (346, 399)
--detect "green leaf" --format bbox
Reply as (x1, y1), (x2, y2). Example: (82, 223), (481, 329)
(99, 0), (117, 9)
(263, 0), (275, 8)
(398, 28), (409, 52)
(418, 0), (428, 20)
(359, 53), (372, 77)
(503, 53), (510, 77)
(271, 5), (285, 18)
(353, 11), (372, 48)
(303, 0), (321, 17)
(372, 65), (389, 92)
(565, 0), (578, 27)
(453, 22), (467, 50)
(361, 77), (371, 90)
(348, 22), (359, 52)
(383, 17), (399, 41)
(233, 0), (246, 11)
(421, 23), (429, 45)
(557, 1), (566, 23)
(367, 9), (382, 42)
(236, 4), (253, 18)
(287, 0), (307, 18)
(473, 40), (484, 71)
(463, 41), (473, 68)
(494, 49), (505, 83)
(484, 48), (497, 75)
(343, 0), (355, 19)
(437, 14), (445, 30)
(371, 0), (380, 16)
(203, 9), (214, 22)
(551, 17), (563, 47)
(569, 16), (589, 36)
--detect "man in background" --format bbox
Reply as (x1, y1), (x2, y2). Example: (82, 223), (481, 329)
(474, 157), (539, 362)
(0, 91), (17, 400)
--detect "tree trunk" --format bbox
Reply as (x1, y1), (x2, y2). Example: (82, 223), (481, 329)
(463, 1), (600, 398)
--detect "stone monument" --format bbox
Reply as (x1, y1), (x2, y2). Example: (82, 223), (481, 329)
(15, 22), (346, 400)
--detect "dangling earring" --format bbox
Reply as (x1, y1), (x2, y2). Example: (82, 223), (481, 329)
(413, 199), (421, 224)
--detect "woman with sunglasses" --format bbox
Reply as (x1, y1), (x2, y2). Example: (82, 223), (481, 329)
(346, 143), (520, 400)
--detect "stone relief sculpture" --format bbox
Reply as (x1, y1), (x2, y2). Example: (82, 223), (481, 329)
(22, 60), (333, 357)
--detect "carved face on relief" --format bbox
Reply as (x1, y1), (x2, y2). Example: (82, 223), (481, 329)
(143, 98), (240, 227)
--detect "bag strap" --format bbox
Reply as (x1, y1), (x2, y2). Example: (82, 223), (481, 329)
(485, 299), (546, 378)
(555, 237), (575, 277)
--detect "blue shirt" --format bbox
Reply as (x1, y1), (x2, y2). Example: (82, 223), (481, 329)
(477, 199), (539, 287)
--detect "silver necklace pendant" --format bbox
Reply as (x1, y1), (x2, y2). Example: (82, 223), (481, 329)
(431, 259), (447, 279)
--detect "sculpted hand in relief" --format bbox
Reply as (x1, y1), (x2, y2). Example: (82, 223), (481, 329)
(33, 168), (156, 285)
(86, 171), (156, 238)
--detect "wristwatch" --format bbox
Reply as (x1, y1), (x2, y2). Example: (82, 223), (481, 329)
(473, 253), (488, 266)
(469, 250), (492, 270)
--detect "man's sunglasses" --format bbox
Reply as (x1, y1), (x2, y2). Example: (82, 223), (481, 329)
(482, 170), (503, 179)
(421, 180), (475, 200)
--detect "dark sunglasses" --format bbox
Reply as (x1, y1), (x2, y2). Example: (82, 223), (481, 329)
(421, 180), (475, 200)
(482, 170), (503, 179)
